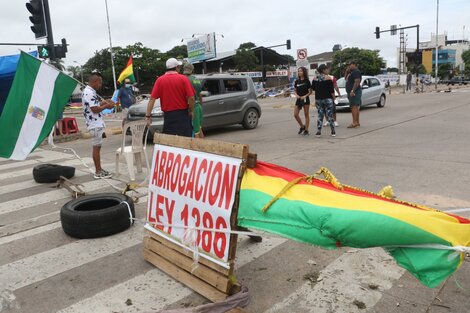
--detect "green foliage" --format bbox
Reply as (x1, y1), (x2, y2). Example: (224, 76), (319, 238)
(407, 64), (427, 75)
(462, 50), (470, 76)
(331, 47), (384, 77)
(234, 42), (258, 71)
(435, 63), (453, 79)
(83, 42), (166, 94)
(166, 45), (188, 59)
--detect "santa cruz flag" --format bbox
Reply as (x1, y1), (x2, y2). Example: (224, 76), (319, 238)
(0, 52), (77, 160)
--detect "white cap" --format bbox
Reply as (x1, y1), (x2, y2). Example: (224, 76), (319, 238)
(166, 58), (182, 69)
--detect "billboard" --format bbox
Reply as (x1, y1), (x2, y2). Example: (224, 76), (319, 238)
(187, 33), (216, 63)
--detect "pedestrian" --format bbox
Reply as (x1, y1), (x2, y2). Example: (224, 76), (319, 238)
(82, 72), (116, 179)
(145, 58), (195, 137)
(345, 60), (362, 128)
(293, 66), (312, 136)
(182, 62), (204, 138)
(323, 71), (341, 127)
(406, 71), (412, 91)
(117, 78), (135, 126)
(312, 64), (336, 137)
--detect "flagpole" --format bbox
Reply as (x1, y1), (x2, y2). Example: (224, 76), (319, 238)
(104, 0), (117, 91)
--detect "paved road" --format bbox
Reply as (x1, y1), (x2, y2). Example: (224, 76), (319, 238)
(1, 88), (470, 312)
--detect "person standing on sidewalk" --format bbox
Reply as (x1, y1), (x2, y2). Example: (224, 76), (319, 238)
(312, 64), (336, 137)
(182, 62), (204, 138)
(345, 60), (362, 128)
(293, 67), (312, 136)
(117, 78), (135, 126)
(82, 73), (116, 179)
(406, 72), (412, 92)
(146, 58), (195, 137)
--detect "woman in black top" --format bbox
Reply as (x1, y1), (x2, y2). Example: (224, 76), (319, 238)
(293, 67), (312, 135)
(311, 64), (336, 137)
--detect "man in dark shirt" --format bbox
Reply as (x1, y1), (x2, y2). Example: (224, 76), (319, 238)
(345, 60), (362, 128)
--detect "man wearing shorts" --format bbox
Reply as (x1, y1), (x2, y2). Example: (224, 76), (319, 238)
(82, 73), (115, 179)
(345, 60), (362, 128)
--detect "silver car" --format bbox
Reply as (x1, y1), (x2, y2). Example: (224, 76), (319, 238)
(336, 76), (386, 109)
(127, 74), (261, 136)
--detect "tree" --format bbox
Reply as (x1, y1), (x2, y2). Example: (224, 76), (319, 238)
(49, 58), (65, 71)
(166, 45), (188, 59)
(462, 50), (470, 76)
(331, 47), (384, 77)
(435, 63), (453, 79)
(407, 64), (426, 75)
(66, 65), (82, 82)
(233, 42), (258, 72)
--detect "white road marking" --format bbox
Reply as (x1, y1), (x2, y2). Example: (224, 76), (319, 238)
(58, 236), (287, 313)
(264, 248), (404, 313)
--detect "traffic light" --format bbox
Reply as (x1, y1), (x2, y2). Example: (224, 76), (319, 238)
(286, 39), (291, 50)
(54, 38), (68, 58)
(26, 0), (47, 39)
(375, 27), (380, 39)
(37, 45), (52, 59)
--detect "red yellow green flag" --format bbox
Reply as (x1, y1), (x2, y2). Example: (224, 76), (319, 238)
(238, 161), (470, 288)
(117, 56), (135, 84)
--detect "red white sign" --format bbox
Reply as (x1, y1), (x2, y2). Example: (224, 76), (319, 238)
(146, 144), (241, 265)
(297, 48), (308, 60)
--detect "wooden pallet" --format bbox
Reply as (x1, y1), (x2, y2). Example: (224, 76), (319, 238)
(144, 134), (252, 312)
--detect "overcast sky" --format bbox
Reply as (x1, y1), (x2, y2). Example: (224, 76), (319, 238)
(1, 0), (469, 69)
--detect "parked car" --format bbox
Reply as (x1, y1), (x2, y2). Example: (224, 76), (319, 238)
(127, 74), (262, 136)
(336, 76), (386, 109)
(446, 76), (468, 86)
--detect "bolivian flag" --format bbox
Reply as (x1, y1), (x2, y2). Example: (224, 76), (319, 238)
(117, 56), (135, 84)
(238, 161), (470, 288)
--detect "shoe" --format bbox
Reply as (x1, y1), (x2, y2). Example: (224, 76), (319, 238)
(302, 130), (309, 136)
(298, 126), (305, 134)
(331, 131), (336, 137)
(315, 130), (321, 137)
(94, 169), (113, 179)
(334, 121), (339, 127)
(323, 121), (329, 126)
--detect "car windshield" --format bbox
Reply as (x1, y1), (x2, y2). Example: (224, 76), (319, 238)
(336, 77), (346, 88)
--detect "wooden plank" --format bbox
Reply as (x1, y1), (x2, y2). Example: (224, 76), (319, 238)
(145, 229), (232, 276)
(153, 133), (248, 159)
(227, 309), (250, 313)
(143, 248), (228, 303)
(144, 237), (232, 293)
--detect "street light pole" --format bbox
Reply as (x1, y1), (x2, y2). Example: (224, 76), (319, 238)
(435, 0), (439, 89)
(73, 61), (83, 84)
(104, 0), (117, 90)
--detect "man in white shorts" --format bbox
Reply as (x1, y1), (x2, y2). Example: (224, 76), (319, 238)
(82, 73), (115, 179)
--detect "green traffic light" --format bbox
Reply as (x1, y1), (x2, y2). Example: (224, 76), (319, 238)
(41, 46), (48, 57)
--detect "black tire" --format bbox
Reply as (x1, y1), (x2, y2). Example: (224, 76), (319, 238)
(377, 95), (386, 108)
(33, 164), (75, 183)
(242, 108), (259, 129)
(60, 193), (135, 239)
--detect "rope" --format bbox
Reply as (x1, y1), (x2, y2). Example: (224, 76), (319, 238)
(121, 201), (134, 226)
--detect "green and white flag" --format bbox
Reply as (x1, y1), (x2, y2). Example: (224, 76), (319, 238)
(0, 52), (78, 160)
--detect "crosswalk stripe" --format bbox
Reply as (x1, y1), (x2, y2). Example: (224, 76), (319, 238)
(0, 222), (62, 246)
(264, 248), (405, 313)
(58, 236), (287, 313)
(0, 158), (93, 180)
(0, 170), (89, 195)
(0, 222), (143, 291)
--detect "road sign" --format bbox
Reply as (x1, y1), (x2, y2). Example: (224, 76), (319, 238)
(296, 59), (309, 68)
(297, 48), (307, 60)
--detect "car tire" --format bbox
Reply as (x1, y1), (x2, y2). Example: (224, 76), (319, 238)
(60, 193), (135, 239)
(242, 108), (259, 129)
(33, 164), (75, 183)
(377, 95), (386, 108)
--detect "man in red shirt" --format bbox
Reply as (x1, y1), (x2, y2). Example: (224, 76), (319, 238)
(146, 58), (195, 137)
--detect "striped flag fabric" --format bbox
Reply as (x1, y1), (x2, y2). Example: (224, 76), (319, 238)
(0, 52), (78, 160)
(117, 56), (135, 84)
(238, 161), (470, 288)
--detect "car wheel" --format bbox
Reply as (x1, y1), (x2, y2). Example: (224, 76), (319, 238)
(60, 193), (135, 239)
(377, 95), (386, 108)
(242, 108), (259, 129)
